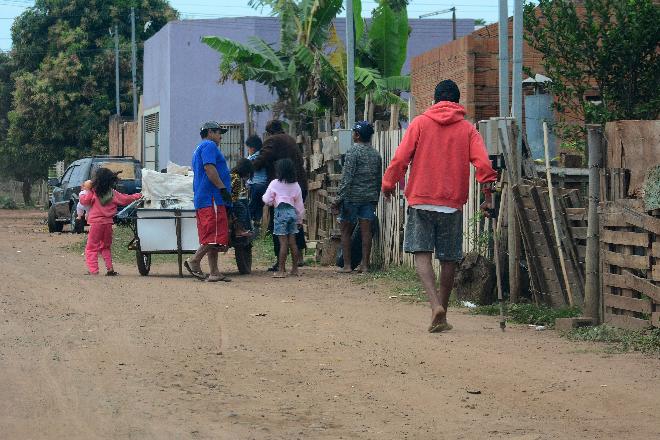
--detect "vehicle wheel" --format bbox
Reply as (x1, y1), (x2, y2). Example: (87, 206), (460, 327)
(136, 251), (151, 276)
(70, 207), (84, 234)
(235, 243), (252, 275)
(48, 206), (63, 233)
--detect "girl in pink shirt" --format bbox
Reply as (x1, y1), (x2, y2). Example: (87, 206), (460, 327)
(262, 159), (305, 278)
(79, 168), (142, 275)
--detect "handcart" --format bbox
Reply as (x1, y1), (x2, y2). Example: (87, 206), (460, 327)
(118, 200), (252, 277)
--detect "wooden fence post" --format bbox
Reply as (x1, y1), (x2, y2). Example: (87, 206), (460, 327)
(585, 124), (603, 323)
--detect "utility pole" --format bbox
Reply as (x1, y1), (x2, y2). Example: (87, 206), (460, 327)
(130, 7), (138, 121)
(114, 25), (120, 116)
(512, 0), (523, 153)
(345, 0), (355, 128)
(498, 0), (509, 116)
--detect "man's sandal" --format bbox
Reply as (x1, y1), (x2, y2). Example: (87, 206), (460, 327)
(184, 259), (207, 280)
(206, 274), (232, 282)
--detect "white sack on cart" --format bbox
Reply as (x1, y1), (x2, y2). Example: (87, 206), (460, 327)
(141, 168), (194, 209)
(166, 161), (192, 176)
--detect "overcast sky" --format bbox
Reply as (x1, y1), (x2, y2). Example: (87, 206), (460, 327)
(1, 0), (518, 51)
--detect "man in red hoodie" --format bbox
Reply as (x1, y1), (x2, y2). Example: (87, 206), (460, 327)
(382, 80), (497, 333)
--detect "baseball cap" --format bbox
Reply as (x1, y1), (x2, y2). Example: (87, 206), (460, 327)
(353, 120), (375, 140)
(200, 121), (228, 133)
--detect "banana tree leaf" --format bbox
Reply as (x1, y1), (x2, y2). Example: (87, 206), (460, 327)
(367, 2), (410, 78)
(382, 75), (410, 92)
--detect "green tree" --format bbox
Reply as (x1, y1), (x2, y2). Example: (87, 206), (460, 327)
(1, 0), (178, 203)
(524, 0), (660, 127)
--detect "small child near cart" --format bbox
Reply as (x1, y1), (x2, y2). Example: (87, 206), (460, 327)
(262, 158), (305, 278)
(79, 168), (142, 275)
(76, 179), (93, 220)
(230, 158), (254, 238)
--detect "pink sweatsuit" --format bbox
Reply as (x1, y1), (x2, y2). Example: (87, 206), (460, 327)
(79, 189), (141, 274)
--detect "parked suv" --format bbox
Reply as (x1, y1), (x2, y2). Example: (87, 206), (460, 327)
(48, 156), (142, 233)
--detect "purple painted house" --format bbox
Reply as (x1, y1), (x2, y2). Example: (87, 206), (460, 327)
(142, 16), (475, 170)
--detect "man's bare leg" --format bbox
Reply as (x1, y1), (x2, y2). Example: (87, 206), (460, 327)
(273, 235), (288, 278)
(207, 247), (220, 276)
(338, 221), (354, 273)
(288, 234), (301, 276)
(438, 261), (457, 321)
(189, 244), (212, 271)
(358, 219), (372, 273)
(414, 252), (444, 328)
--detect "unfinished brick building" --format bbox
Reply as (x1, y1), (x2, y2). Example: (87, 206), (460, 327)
(411, 19), (545, 122)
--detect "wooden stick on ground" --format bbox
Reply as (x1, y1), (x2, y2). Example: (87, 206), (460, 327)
(543, 121), (574, 306)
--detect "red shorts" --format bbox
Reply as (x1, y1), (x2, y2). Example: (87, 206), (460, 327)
(196, 205), (229, 246)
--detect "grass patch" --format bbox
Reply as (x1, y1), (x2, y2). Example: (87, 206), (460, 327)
(67, 225), (178, 266)
(471, 303), (582, 327)
(354, 265), (426, 301)
(565, 325), (660, 355)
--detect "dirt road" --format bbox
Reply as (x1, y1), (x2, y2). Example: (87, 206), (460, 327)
(1, 210), (659, 439)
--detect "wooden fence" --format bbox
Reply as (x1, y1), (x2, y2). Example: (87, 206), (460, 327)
(599, 200), (660, 330)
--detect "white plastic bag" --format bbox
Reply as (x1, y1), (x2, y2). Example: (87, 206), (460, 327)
(141, 168), (194, 209)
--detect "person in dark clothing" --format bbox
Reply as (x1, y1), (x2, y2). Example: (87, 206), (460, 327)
(246, 135), (268, 228)
(253, 120), (308, 271)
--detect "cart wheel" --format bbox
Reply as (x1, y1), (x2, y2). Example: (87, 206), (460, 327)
(136, 251), (151, 276)
(234, 243), (252, 275)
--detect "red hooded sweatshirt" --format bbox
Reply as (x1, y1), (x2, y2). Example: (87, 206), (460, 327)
(382, 101), (497, 210)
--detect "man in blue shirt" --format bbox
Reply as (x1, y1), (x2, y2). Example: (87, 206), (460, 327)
(185, 121), (233, 282)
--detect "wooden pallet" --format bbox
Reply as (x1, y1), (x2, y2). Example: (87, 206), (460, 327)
(512, 182), (585, 307)
(599, 201), (660, 330)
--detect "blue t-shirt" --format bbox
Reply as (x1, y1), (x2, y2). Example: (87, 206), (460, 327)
(247, 150), (269, 185)
(192, 140), (232, 209)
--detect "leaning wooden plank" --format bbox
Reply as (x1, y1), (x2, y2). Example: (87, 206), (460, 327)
(602, 272), (660, 303)
(600, 229), (650, 247)
(604, 313), (650, 330)
(652, 312), (660, 329)
(602, 250), (649, 270)
(511, 185), (548, 303)
(529, 185), (568, 306)
(603, 293), (653, 314)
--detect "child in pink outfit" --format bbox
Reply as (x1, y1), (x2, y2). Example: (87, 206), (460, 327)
(79, 168), (142, 275)
(262, 159), (305, 278)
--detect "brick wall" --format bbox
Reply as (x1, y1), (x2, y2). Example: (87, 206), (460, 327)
(411, 19), (546, 123)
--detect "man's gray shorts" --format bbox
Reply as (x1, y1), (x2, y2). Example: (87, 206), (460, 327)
(403, 208), (463, 262)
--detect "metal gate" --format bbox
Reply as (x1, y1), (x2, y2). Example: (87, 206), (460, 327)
(219, 123), (244, 169)
(143, 111), (159, 171)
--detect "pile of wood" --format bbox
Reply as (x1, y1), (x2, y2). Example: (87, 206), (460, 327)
(511, 181), (585, 307)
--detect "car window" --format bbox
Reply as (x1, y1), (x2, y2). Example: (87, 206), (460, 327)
(60, 166), (75, 185)
(69, 164), (87, 186)
(93, 161), (138, 180)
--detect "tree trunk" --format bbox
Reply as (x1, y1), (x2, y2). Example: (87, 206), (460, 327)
(241, 81), (253, 136)
(21, 178), (33, 206)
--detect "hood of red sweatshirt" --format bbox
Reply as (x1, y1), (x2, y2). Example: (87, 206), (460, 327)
(422, 101), (466, 126)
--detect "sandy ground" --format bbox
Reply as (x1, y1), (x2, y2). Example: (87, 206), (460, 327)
(1, 209), (659, 440)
